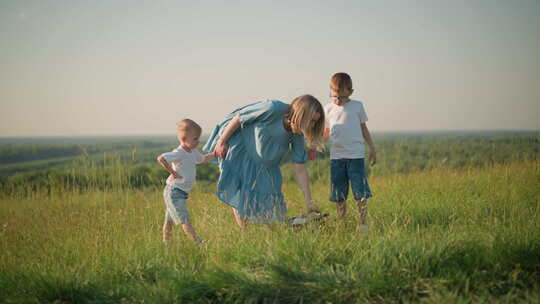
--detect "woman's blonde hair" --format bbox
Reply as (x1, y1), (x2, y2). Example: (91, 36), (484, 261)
(285, 95), (324, 147)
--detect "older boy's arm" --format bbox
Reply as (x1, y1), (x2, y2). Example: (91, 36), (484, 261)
(156, 156), (180, 178)
(360, 123), (376, 166)
(215, 114), (240, 158)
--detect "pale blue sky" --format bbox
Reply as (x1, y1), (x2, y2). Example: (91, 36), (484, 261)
(1, 0), (539, 136)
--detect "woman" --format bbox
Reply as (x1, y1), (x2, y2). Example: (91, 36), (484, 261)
(203, 95), (324, 227)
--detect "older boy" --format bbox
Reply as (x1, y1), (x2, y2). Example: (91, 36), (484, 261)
(324, 73), (376, 233)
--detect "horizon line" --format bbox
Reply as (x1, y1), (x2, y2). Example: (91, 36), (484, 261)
(0, 129), (538, 139)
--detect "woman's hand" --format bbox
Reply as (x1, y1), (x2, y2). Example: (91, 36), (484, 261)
(307, 200), (321, 213)
(294, 163), (320, 213)
(213, 114), (240, 159)
(214, 140), (229, 158)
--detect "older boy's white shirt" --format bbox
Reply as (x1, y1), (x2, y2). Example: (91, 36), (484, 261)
(159, 146), (204, 193)
(324, 99), (368, 159)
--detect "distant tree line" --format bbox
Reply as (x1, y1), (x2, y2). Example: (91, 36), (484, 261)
(0, 141), (173, 165)
(0, 132), (538, 196)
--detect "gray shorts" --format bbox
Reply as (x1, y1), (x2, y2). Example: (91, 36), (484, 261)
(163, 185), (190, 225)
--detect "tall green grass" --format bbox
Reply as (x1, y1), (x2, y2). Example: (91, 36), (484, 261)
(1, 161), (539, 303)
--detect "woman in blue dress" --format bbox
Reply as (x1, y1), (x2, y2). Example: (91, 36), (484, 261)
(203, 95), (325, 227)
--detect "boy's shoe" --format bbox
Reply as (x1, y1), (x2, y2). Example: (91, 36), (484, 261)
(194, 237), (207, 245)
(357, 224), (369, 234)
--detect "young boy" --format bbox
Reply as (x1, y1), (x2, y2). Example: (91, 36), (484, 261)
(324, 72), (376, 233)
(157, 119), (214, 244)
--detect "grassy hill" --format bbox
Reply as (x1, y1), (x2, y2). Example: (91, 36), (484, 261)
(1, 161), (539, 303)
(0, 132), (539, 303)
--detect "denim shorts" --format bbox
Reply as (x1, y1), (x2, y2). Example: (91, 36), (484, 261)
(330, 158), (372, 202)
(163, 185), (190, 225)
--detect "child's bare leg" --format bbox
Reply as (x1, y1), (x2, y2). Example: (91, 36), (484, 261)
(336, 201), (347, 220)
(232, 207), (247, 228)
(181, 222), (199, 241)
(357, 198), (368, 226)
(163, 220), (173, 243)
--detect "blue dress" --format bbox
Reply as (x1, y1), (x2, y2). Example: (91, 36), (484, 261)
(203, 100), (308, 223)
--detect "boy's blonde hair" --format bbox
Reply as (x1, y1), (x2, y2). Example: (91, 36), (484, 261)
(330, 72), (353, 95)
(285, 95), (324, 147)
(176, 119), (202, 135)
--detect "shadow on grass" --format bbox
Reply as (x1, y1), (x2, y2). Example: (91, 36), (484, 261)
(2, 231), (539, 303)
(0, 271), (127, 304)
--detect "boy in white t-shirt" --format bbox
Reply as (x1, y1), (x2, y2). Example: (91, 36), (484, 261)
(157, 119), (215, 244)
(324, 73), (377, 233)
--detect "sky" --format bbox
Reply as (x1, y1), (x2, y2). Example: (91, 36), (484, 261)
(1, 0), (539, 136)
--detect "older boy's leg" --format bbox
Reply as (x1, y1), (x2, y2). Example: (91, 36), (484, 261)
(232, 207), (248, 228)
(163, 220), (173, 243)
(356, 198), (368, 233)
(331, 159), (349, 223)
(336, 201), (347, 220)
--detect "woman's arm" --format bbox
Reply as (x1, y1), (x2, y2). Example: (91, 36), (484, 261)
(294, 163), (321, 213)
(214, 114), (240, 158)
(360, 123), (376, 166)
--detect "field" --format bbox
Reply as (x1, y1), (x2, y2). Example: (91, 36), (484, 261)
(1, 132), (539, 303)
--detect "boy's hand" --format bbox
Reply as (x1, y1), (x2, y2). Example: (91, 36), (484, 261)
(368, 149), (377, 166)
(308, 148), (317, 161)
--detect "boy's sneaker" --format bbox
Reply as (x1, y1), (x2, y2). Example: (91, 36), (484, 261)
(357, 224), (369, 234)
(194, 237), (207, 245)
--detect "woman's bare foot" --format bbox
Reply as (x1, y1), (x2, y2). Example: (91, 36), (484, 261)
(232, 208), (248, 228)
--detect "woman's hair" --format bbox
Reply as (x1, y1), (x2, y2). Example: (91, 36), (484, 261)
(176, 119), (202, 135)
(286, 94), (325, 147)
(330, 72), (353, 94)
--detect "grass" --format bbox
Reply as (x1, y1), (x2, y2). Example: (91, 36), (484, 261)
(1, 160), (539, 303)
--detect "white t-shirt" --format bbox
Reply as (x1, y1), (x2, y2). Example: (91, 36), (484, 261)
(324, 99), (368, 159)
(159, 146), (205, 193)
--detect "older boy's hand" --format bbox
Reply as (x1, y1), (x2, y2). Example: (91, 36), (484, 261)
(308, 148), (317, 161)
(368, 149), (377, 166)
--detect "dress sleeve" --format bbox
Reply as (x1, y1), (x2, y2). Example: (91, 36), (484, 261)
(236, 100), (277, 128)
(290, 133), (307, 164)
